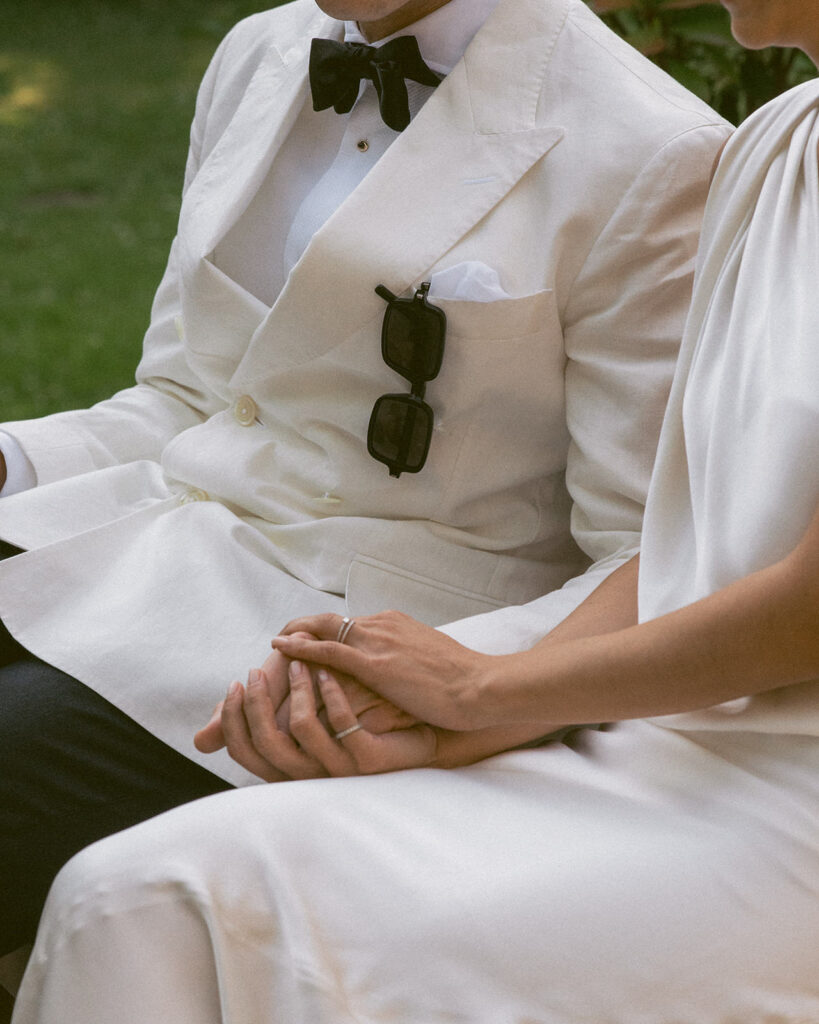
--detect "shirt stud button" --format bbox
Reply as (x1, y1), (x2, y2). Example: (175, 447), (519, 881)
(356, 139), (369, 152)
(234, 395), (258, 426)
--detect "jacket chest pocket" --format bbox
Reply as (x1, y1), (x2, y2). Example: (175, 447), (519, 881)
(424, 288), (569, 513)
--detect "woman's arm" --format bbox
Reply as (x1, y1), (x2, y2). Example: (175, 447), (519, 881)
(274, 503), (819, 733)
(476, 506), (818, 730)
(401, 555), (642, 766)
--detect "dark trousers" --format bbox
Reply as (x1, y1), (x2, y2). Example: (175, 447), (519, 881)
(0, 552), (233, 955)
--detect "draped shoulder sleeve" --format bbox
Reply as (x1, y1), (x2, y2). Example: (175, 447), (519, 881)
(638, 80), (819, 734)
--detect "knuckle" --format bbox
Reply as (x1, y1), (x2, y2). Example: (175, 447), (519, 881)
(221, 722), (242, 751)
(225, 738), (248, 763)
(252, 728), (282, 760)
(244, 687), (267, 712)
(322, 702), (345, 728)
(288, 714), (317, 742)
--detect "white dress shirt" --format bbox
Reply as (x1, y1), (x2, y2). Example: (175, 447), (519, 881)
(0, 0), (502, 497)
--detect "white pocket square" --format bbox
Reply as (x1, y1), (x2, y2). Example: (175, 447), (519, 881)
(428, 262), (510, 303)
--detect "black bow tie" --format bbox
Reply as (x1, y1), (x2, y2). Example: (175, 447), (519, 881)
(309, 36), (443, 132)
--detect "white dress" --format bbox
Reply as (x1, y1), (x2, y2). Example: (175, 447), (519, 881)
(11, 83), (819, 1024)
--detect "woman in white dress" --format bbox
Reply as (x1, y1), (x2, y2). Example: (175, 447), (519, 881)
(10, 0), (819, 1020)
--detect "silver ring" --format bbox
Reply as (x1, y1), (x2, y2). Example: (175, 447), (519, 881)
(336, 616), (356, 645)
(333, 723), (363, 741)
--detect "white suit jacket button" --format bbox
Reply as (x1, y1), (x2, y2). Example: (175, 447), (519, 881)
(179, 488), (210, 505)
(233, 396), (258, 426)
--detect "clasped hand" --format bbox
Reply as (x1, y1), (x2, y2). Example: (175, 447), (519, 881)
(193, 632), (438, 781)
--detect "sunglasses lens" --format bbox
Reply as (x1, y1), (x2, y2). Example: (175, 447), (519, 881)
(368, 395), (433, 474)
(382, 304), (445, 382)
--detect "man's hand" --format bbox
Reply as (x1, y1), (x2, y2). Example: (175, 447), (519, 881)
(194, 636), (311, 762)
(193, 634), (421, 781)
(275, 661), (438, 777)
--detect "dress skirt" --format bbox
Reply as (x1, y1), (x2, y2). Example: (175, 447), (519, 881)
(11, 720), (819, 1024)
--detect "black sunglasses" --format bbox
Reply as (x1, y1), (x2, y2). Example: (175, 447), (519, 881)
(367, 281), (447, 477)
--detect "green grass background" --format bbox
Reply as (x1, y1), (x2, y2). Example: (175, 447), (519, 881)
(0, 0), (267, 421)
(1, 1), (814, 423)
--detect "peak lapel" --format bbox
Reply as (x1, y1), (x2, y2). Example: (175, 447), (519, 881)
(238, 0), (567, 379)
(180, 7), (339, 262)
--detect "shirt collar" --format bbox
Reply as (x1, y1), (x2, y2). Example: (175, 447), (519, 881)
(343, 0), (503, 76)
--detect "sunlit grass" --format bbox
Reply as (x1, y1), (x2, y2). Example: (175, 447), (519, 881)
(0, 0), (271, 421)
(0, 56), (61, 125)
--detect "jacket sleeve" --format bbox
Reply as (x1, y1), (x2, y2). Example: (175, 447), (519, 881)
(440, 123), (731, 655)
(0, 26), (238, 489)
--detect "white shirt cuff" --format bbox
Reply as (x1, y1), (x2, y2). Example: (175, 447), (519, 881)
(0, 431), (37, 496)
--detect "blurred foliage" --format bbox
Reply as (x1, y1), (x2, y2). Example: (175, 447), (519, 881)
(587, 0), (816, 124)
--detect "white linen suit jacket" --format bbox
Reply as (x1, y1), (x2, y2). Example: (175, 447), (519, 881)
(0, 0), (729, 784)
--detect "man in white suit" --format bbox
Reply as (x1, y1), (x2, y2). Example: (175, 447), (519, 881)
(0, 0), (729, 954)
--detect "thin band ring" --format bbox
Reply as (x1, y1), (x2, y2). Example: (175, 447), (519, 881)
(333, 723), (363, 741)
(336, 616), (356, 645)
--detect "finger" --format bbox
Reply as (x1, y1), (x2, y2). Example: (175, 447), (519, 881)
(356, 700), (418, 734)
(244, 669), (326, 781)
(288, 661), (357, 777)
(317, 666), (398, 769)
(193, 699), (226, 753)
(316, 668), (366, 741)
(258, 632), (318, 720)
(275, 693), (291, 735)
(220, 681), (285, 782)
(275, 688), (323, 737)
(318, 670), (436, 773)
(277, 614), (344, 641)
(257, 648), (291, 713)
(271, 634), (366, 678)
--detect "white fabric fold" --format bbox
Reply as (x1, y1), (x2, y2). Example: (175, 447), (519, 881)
(640, 79), (819, 734)
(12, 723), (819, 1022)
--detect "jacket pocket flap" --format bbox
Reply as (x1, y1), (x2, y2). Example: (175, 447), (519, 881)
(345, 554), (505, 627)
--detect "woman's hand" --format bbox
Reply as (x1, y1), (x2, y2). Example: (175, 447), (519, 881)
(271, 611), (493, 731)
(283, 661), (438, 777)
(195, 661), (437, 781)
(194, 632), (426, 781)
